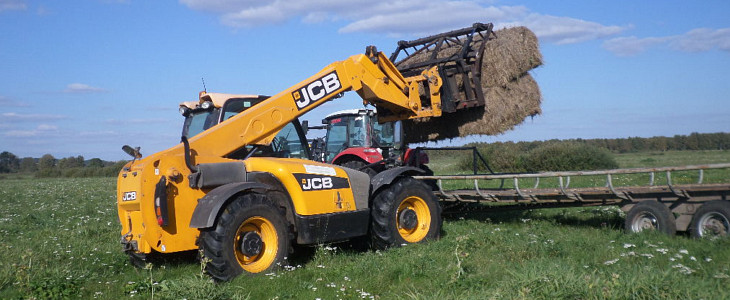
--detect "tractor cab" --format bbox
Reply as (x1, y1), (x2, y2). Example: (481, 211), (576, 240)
(180, 92), (311, 160)
(320, 108), (429, 176)
(322, 109), (395, 163)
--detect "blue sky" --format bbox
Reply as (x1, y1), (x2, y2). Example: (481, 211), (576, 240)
(1, 0), (728, 161)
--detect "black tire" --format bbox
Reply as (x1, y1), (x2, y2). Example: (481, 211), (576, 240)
(689, 201), (730, 239)
(199, 193), (290, 281)
(341, 160), (377, 177)
(624, 201), (676, 235)
(370, 177), (442, 250)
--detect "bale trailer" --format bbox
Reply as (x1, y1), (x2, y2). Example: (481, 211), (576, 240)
(415, 161), (730, 238)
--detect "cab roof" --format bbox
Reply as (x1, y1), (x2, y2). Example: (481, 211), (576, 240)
(179, 91), (262, 109)
(323, 108), (376, 120)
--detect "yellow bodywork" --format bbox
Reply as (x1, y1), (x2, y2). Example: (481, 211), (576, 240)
(117, 153), (359, 254)
(117, 50), (443, 255)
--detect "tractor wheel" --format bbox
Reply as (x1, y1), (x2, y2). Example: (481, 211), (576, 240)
(689, 201), (730, 239)
(625, 201), (676, 235)
(199, 193), (290, 281)
(341, 160), (377, 177)
(370, 177), (442, 250)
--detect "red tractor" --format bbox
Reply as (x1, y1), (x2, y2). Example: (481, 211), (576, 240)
(315, 109), (432, 177)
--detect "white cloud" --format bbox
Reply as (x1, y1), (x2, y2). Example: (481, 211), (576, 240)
(670, 28), (730, 53)
(500, 14), (627, 45)
(0, 0), (26, 12)
(602, 36), (670, 56)
(64, 83), (107, 93)
(603, 28), (730, 56)
(180, 0), (625, 44)
(1, 112), (67, 121)
(0, 95), (29, 107)
(105, 118), (170, 125)
(339, 3), (529, 36)
(4, 124), (58, 137)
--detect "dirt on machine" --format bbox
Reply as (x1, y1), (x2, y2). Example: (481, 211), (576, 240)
(116, 22), (508, 281)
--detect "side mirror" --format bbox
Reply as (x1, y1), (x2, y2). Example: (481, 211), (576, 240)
(122, 145), (142, 159)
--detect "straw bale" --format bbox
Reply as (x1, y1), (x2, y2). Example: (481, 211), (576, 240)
(403, 73), (541, 143)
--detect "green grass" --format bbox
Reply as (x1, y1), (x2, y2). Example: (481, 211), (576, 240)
(2, 150), (730, 299)
(614, 150), (730, 168)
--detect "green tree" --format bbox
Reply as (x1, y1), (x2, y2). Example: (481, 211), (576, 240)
(87, 158), (104, 168)
(38, 154), (56, 170)
(19, 157), (37, 173)
(0, 151), (20, 173)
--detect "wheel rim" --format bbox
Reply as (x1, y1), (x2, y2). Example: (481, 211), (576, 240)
(631, 212), (658, 232)
(697, 212), (729, 238)
(234, 216), (278, 273)
(396, 196), (431, 242)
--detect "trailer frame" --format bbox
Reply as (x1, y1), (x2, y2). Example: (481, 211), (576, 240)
(414, 163), (730, 233)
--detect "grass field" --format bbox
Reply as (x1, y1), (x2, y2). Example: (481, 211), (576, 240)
(1, 150), (730, 299)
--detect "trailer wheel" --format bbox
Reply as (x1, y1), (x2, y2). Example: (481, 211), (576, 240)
(625, 201), (676, 235)
(689, 201), (730, 239)
(341, 160), (377, 177)
(199, 193), (290, 281)
(371, 177), (441, 250)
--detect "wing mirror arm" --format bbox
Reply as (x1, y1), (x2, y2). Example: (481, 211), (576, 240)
(181, 136), (199, 173)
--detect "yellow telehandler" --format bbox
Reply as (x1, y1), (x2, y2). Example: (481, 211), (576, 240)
(117, 23), (494, 281)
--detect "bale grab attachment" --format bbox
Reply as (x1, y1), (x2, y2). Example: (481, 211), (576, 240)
(390, 22), (495, 113)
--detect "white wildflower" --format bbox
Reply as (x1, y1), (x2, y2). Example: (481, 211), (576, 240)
(672, 263), (695, 275)
(604, 259), (619, 265)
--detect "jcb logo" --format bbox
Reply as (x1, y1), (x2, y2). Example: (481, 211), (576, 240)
(292, 71), (341, 110)
(301, 177), (333, 190)
(293, 173), (350, 191)
(122, 191), (137, 201)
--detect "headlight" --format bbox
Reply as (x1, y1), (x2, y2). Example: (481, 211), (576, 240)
(201, 101), (213, 110)
(179, 106), (191, 116)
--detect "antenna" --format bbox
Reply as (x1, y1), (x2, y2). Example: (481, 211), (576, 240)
(201, 77), (207, 93)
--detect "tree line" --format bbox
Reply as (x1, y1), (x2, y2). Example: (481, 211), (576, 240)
(2, 132), (728, 178)
(466, 132), (730, 154)
(0, 152), (127, 178)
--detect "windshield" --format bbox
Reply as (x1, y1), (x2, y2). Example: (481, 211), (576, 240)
(182, 109), (219, 138)
(371, 119), (394, 147)
(324, 116), (351, 162)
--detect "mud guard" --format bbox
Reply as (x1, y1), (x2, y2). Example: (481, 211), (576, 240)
(370, 166), (424, 195)
(189, 182), (271, 229)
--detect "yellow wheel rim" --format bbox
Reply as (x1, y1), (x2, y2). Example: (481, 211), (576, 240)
(396, 196), (431, 243)
(234, 216), (278, 273)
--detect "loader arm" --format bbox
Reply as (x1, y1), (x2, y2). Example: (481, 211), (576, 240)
(188, 49), (443, 158)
